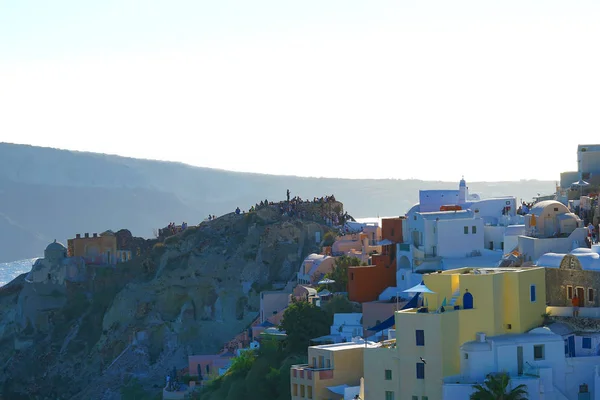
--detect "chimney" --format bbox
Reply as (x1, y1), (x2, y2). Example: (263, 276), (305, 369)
(476, 332), (486, 342)
(76, 234), (81, 239)
(84, 233), (89, 238)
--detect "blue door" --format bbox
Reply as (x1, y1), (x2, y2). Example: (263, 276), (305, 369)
(463, 291), (474, 309)
(568, 335), (576, 357)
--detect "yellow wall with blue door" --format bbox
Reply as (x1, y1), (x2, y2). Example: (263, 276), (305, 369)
(391, 267), (546, 400)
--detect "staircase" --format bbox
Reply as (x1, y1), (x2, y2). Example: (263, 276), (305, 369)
(447, 288), (460, 307)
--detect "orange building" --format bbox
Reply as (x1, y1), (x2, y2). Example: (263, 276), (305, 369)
(67, 231), (118, 265)
(347, 218), (405, 303)
(380, 217), (404, 244)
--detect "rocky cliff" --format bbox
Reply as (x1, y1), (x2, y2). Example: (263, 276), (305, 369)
(0, 204), (335, 399)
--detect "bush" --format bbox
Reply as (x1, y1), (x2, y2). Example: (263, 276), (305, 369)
(322, 231), (337, 247)
(164, 235), (180, 245)
(182, 226), (199, 239)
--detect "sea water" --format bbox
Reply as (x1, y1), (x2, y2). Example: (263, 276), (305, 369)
(0, 258), (37, 286)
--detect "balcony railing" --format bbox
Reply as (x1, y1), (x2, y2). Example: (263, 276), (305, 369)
(291, 364), (334, 381)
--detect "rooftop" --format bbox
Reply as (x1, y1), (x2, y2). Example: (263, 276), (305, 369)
(436, 266), (543, 275)
(310, 340), (379, 351)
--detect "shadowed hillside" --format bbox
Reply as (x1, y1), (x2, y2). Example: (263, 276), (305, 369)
(0, 142), (555, 262)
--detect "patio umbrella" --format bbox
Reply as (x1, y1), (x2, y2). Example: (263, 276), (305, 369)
(572, 179), (590, 198)
(402, 281), (435, 294)
(403, 281), (438, 311)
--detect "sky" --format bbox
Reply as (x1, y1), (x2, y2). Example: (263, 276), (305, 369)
(1, 0), (599, 182)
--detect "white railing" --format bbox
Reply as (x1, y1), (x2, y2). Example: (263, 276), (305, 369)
(547, 306), (600, 318)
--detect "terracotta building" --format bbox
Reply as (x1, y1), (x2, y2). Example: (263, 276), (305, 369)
(347, 218), (405, 303)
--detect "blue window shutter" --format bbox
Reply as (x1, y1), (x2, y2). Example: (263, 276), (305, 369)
(416, 363), (425, 379)
(530, 285), (536, 302)
(416, 330), (425, 346)
(583, 337), (592, 349)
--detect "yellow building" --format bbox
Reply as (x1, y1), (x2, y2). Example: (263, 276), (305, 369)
(291, 341), (375, 400)
(67, 231), (117, 265)
(364, 266), (546, 400)
(363, 341), (399, 400)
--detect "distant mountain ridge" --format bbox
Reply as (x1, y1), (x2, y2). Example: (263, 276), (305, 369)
(0, 142), (554, 263)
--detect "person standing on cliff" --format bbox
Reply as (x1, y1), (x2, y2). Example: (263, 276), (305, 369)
(287, 189), (290, 203)
(572, 294), (580, 317)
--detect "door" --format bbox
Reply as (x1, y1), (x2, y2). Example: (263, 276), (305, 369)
(568, 335), (576, 357)
(577, 287), (585, 307)
(517, 346), (523, 375)
(544, 217), (555, 237)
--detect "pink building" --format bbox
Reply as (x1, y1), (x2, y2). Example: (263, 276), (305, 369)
(297, 254), (336, 285)
(361, 299), (406, 336)
(188, 351), (235, 384)
(260, 290), (291, 323)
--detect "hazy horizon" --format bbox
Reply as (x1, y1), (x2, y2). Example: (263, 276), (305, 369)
(2, 1), (598, 181)
(0, 142), (559, 183)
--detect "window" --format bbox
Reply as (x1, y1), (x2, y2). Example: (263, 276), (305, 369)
(351, 273), (354, 280)
(391, 228), (395, 237)
(464, 226), (468, 234)
(385, 369), (392, 380)
(412, 397), (419, 400)
(326, 359), (331, 368)
(416, 363), (425, 379)
(300, 384), (305, 397)
(589, 288), (594, 302)
(534, 344), (545, 360)
(311, 357), (316, 368)
(416, 330), (425, 346)
(567, 286), (573, 300)
(583, 338), (592, 349)
(318, 356), (324, 368)
(464, 353), (469, 359)
(472, 226), (477, 234)
(422, 397), (429, 400)
(293, 384), (298, 396)
(385, 391), (395, 400)
(307, 386), (313, 399)
(530, 285), (536, 303)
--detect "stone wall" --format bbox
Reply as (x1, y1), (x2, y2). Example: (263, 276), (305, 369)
(545, 258), (600, 307)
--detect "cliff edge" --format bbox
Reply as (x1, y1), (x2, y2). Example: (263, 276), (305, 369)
(0, 202), (340, 399)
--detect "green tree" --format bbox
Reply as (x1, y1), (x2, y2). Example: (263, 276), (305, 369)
(319, 255), (363, 293)
(280, 301), (331, 353)
(322, 231), (337, 247)
(228, 349), (257, 377)
(120, 378), (151, 400)
(322, 295), (360, 317)
(470, 373), (528, 400)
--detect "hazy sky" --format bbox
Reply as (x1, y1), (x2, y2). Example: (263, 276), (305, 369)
(1, 1), (598, 182)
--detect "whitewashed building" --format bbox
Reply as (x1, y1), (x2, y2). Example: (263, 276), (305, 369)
(442, 328), (600, 400)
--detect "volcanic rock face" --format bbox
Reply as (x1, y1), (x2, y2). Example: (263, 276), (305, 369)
(0, 205), (333, 399)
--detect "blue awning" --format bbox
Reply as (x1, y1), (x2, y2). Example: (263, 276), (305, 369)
(367, 292), (420, 332)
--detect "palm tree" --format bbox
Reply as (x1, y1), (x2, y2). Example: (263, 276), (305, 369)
(470, 372), (528, 400)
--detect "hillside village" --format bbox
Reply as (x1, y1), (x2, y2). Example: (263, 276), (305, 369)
(1, 144), (600, 400)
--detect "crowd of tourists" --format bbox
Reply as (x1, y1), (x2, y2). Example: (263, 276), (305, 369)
(516, 201), (534, 215)
(158, 222), (189, 238)
(230, 191), (347, 226)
